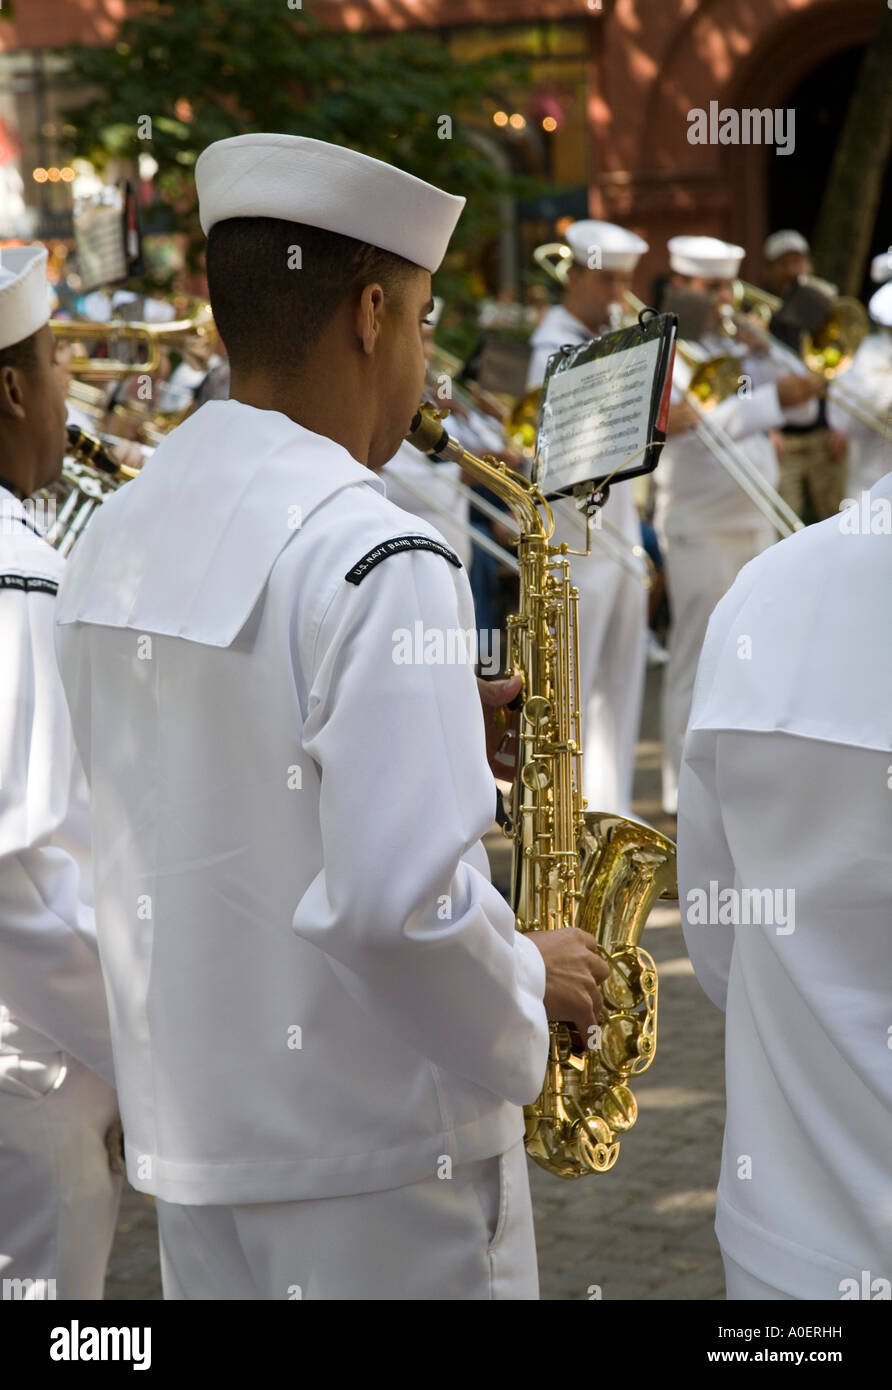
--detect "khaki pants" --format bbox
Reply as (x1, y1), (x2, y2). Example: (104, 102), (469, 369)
(776, 429), (845, 523)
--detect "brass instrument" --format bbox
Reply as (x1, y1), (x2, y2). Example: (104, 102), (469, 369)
(38, 425), (141, 556)
(622, 292), (804, 536)
(407, 402), (676, 1176)
(51, 302), (215, 380)
(532, 241), (574, 286)
(673, 340), (743, 412)
(727, 278), (868, 376)
(725, 282), (892, 441)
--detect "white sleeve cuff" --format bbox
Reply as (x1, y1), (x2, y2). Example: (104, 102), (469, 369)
(513, 928), (547, 1002)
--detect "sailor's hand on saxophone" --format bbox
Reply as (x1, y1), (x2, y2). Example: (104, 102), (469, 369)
(477, 672), (612, 1034)
(526, 929), (610, 1039)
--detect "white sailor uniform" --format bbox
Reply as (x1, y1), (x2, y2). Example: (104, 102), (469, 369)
(0, 487), (120, 1300)
(55, 400), (549, 1299)
(678, 477), (892, 1298)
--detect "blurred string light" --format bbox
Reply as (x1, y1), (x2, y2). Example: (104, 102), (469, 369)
(33, 166), (76, 183)
(492, 111), (529, 131)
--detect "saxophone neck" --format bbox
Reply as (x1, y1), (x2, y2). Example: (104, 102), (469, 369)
(406, 402), (553, 543)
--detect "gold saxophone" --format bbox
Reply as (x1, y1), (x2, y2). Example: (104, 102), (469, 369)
(406, 403), (677, 1177)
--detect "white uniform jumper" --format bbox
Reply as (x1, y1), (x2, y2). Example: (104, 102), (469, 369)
(0, 486), (120, 1299)
(828, 331), (892, 496)
(55, 399), (550, 1300)
(382, 439), (471, 570)
(655, 340), (803, 813)
(526, 305), (648, 815)
(678, 477), (892, 1298)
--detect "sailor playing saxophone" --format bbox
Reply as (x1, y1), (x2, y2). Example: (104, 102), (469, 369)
(54, 135), (609, 1301)
(525, 219), (650, 816)
(0, 244), (121, 1299)
(655, 235), (826, 816)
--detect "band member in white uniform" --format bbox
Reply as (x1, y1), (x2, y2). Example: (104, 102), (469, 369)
(655, 235), (825, 815)
(0, 245), (120, 1299)
(761, 230), (848, 523)
(525, 220), (649, 815)
(54, 135), (608, 1301)
(677, 476), (892, 1299)
(829, 280), (892, 496)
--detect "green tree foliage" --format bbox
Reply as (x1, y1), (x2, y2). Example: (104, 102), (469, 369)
(61, 0), (538, 323)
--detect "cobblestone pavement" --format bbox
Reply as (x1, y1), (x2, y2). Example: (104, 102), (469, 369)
(104, 666), (726, 1300)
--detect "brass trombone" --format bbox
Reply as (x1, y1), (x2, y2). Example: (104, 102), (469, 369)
(724, 281), (892, 441)
(51, 302), (215, 380)
(623, 291), (804, 537)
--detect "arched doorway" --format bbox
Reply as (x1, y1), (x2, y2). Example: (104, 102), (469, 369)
(728, 1), (887, 293)
(764, 45), (892, 301)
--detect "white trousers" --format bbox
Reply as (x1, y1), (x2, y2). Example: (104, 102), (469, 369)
(660, 525), (774, 813)
(723, 1251), (795, 1301)
(156, 1137), (539, 1301)
(576, 560), (648, 817)
(0, 1057), (121, 1299)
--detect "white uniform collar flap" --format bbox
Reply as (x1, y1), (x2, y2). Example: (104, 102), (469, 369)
(56, 399), (384, 647)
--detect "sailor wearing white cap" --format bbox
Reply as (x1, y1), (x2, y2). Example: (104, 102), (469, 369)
(828, 279), (892, 494)
(55, 135), (608, 1300)
(656, 234), (825, 814)
(525, 219), (651, 815)
(0, 244), (121, 1298)
(762, 228), (811, 298)
(759, 230), (851, 527)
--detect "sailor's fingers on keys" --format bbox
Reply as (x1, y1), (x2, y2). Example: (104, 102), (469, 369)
(477, 673), (522, 708)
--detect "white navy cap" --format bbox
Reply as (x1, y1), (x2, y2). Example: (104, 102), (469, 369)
(0, 245), (51, 351)
(763, 229), (810, 262)
(870, 247), (892, 285)
(565, 219), (648, 271)
(868, 280), (892, 327)
(668, 235), (745, 279)
(195, 134), (465, 274)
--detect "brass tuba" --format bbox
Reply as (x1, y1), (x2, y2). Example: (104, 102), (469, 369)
(406, 403), (676, 1177)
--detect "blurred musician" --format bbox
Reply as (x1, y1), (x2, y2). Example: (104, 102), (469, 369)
(526, 220), (650, 815)
(0, 245), (120, 1298)
(828, 277), (892, 496)
(656, 235), (825, 815)
(761, 230), (849, 523)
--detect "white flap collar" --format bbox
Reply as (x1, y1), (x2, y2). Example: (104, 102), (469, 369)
(56, 399), (384, 647)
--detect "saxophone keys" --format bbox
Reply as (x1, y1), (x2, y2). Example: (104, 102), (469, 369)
(521, 759), (552, 791)
(570, 1115), (619, 1173)
(597, 1083), (638, 1134)
(522, 695), (552, 726)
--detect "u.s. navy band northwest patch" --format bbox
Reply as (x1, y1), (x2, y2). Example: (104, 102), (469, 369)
(0, 573), (59, 596)
(345, 535), (463, 586)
